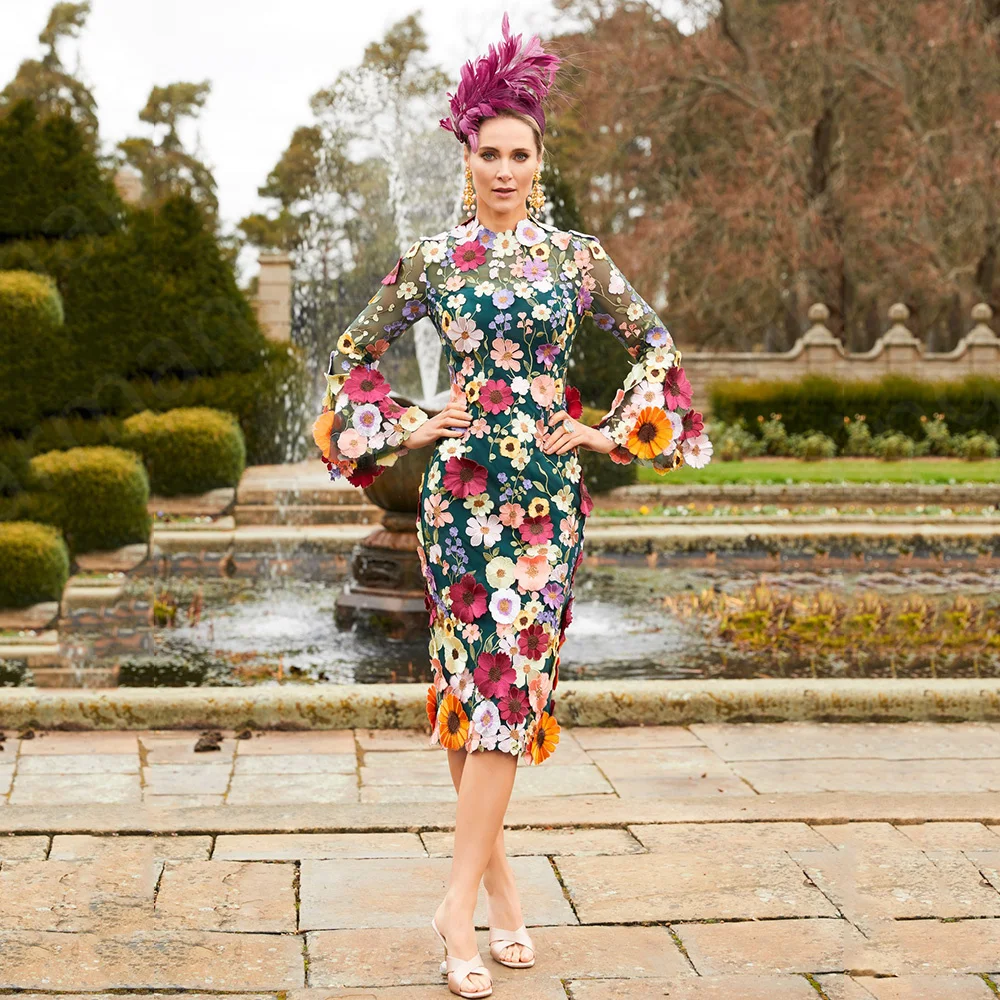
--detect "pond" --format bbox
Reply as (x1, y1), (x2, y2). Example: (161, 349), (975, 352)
(103, 561), (1000, 686)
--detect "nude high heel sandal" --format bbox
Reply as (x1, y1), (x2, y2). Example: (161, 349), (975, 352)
(486, 898), (536, 968)
(430, 916), (493, 998)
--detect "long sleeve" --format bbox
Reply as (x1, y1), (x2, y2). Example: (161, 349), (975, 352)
(312, 238), (432, 488)
(575, 234), (712, 475)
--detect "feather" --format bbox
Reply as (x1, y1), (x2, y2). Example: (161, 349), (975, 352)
(440, 10), (561, 151)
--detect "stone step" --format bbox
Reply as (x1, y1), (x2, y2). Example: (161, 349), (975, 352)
(234, 504), (384, 527)
(237, 486), (374, 507)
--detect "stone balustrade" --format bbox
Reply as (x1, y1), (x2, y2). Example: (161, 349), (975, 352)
(681, 302), (1000, 384)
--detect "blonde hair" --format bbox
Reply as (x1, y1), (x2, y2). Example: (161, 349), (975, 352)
(466, 109), (543, 158)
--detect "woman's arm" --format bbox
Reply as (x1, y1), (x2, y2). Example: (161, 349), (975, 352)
(570, 234), (712, 474)
(312, 239), (435, 487)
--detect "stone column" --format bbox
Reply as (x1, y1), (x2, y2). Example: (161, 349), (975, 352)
(880, 303), (923, 375)
(254, 250), (292, 343)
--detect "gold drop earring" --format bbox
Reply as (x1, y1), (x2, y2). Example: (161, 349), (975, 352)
(462, 164), (476, 216)
(528, 167), (545, 214)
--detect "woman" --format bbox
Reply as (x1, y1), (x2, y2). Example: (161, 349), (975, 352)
(313, 13), (711, 997)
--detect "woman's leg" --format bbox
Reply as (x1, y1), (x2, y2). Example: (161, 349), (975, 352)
(434, 747), (518, 993)
(445, 750), (532, 964)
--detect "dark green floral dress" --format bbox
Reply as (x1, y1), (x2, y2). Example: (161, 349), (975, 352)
(314, 214), (711, 764)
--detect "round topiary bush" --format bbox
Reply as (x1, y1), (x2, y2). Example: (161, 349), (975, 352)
(121, 407), (246, 496)
(0, 521), (70, 608)
(0, 270), (65, 432)
(17, 446), (151, 555)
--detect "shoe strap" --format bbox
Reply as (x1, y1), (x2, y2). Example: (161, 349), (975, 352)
(446, 952), (490, 986)
(489, 923), (533, 949)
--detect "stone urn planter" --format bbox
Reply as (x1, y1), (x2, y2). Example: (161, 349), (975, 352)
(333, 394), (436, 643)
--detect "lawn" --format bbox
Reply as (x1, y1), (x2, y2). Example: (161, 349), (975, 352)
(638, 457), (1000, 485)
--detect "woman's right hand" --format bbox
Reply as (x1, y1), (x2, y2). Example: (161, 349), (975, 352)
(404, 391), (471, 450)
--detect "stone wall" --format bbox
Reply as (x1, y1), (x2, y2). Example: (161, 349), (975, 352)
(681, 302), (1000, 385)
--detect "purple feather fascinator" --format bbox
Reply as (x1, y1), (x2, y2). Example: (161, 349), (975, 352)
(439, 11), (561, 152)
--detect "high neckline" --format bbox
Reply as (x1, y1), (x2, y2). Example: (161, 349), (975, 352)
(472, 213), (537, 235)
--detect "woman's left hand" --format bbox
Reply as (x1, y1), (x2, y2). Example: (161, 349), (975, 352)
(540, 409), (615, 455)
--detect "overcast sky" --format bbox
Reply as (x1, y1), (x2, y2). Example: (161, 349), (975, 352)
(1, 1), (686, 279)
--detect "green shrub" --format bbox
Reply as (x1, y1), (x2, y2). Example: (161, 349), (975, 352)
(0, 193), (272, 436)
(579, 405), (638, 492)
(0, 98), (123, 241)
(872, 431), (916, 461)
(842, 415), (875, 456)
(790, 432), (837, 461)
(0, 270), (65, 432)
(0, 437), (31, 497)
(709, 374), (1000, 445)
(0, 521), (70, 608)
(711, 420), (765, 462)
(916, 413), (958, 457)
(757, 413), (792, 455)
(121, 407), (245, 495)
(954, 432), (1000, 461)
(13, 446), (151, 555)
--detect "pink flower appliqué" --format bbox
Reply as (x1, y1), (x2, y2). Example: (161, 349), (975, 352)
(450, 573), (488, 623)
(443, 456), (488, 498)
(453, 240), (487, 272)
(480, 378), (514, 414)
(474, 651), (516, 699)
(344, 365), (391, 403)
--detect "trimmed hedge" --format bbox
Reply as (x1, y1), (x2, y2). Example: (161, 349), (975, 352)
(0, 98), (122, 241)
(8, 446), (151, 556)
(0, 270), (65, 433)
(709, 375), (1000, 447)
(0, 521), (70, 609)
(122, 407), (245, 496)
(0, 193), (272, 436)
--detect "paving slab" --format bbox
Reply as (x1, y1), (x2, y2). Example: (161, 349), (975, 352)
(49, 834), (212, 860)
(733, 758), (1000, 793)
(299, 856), (575, 930)
(789, 846), (1000, 929)
(234, 752), (356, 774)
(856, 918), (1000, 974)
(142, 763), (232, 795)
(9, 773), (142, 805)
(568, 976), (823, 999)
(226, 771), (358, 805)
(554, 851), (838, 923)
(629, 821), (831, 853)
(421, 826), (644, 857)
(691, 721), (1000, 760)
(0, 858), (160, 931)
(15, 754), (138, 775)
(0, 929), (304, 989)
(238, 730), (357, 754)
(896, 822), (1000, 850)
(214, 832), (426, 860)
(0, 834), (48, 860)
(854, 974), (998, 998)
(153, 860), (297, 931)
(676, 917), (870, 974)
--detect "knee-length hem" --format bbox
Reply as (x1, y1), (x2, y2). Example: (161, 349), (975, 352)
(314, 214), (712, 766)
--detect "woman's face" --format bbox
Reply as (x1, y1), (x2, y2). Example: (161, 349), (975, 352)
(465, 116), (540, 218)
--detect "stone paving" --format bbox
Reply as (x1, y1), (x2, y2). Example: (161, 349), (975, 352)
(0, 721), (999, 996)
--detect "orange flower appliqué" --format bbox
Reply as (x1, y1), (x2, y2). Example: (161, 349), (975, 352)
(626, 406), (673, 461)
(437, 692), (469, 750)
(528, 710), (560, 764)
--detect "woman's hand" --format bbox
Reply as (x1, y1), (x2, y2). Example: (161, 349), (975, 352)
(541, 409), (615, 455)
(404, 389), (472, 450)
